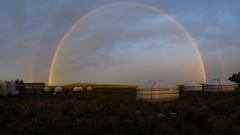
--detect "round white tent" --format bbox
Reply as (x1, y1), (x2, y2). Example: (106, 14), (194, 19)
(136, 80), (179, 102)
(204, 78), (237, 92)
(43, 87), (51, 93)
(73, 87), (79, 91)
(53, 87), (63, 95)
(73, 87), (83, 92)
(183, 81), (202, 91)
(87, 86), (93, 91)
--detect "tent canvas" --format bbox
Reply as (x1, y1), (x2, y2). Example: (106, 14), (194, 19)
(137, 80), (179, 102)
(204, 78), (237, 92)
(183, 81), (202, 91)
(138, 80), (178, 89)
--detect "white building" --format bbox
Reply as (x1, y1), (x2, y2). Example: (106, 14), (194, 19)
(0, 80), (18, 96)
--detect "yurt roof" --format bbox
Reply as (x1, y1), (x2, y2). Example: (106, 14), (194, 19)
(138, 80), (177, 89)
(206, 78), (237, 85)
(55, 87), (63, 90)
(184, 81), (201, 87)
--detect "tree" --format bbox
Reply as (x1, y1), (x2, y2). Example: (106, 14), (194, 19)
(229, 72), (240, 85)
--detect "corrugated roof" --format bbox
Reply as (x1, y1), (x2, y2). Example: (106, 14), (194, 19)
(206, 78), (237, 85)
(184, 81), (201, 87)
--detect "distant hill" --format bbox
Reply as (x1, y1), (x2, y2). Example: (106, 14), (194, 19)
(61, 82), (138, 89)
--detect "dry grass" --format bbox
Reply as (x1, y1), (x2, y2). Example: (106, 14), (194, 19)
(0, 90), (240, 135)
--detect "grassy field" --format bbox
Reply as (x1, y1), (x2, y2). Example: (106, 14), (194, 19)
(0, 90), (240, 135)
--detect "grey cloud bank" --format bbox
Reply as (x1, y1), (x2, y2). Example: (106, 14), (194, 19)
(0, 0), (239, 84)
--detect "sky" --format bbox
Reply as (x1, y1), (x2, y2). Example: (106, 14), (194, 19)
(0, 0), (239, 85)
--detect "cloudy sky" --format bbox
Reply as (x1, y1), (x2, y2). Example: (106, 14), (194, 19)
(0, 0), (239, 85)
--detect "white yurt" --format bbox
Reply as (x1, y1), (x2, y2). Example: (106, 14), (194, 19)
(87, 86), (93, 91)
(73, 87), (83, 92)
(183, 81), (202, 91)
(0, 80), (18, 96)
(78, 87), (83, 91)
(233, 83), (239, 89)
(73, 87), (78, 91)
(136, 80), (179, 102)
(204, 78), (237, 92)
(43, 87), (51, 93)
(53, 87), (63, 95)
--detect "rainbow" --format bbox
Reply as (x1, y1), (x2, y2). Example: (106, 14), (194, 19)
(48, 2), (207, 85)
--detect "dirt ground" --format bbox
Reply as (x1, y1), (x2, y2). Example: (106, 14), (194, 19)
(0, 90), (240, 135)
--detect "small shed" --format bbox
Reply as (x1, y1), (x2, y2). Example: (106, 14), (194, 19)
(23, 83), (45, 90)
(53, 87), (63, 95)
(87, 86), (93, 91)
(20, 83), (45, 94)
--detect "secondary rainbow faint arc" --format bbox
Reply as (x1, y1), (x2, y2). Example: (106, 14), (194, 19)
(48, 2), (207, 85)
(29, 0), (62, 82)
